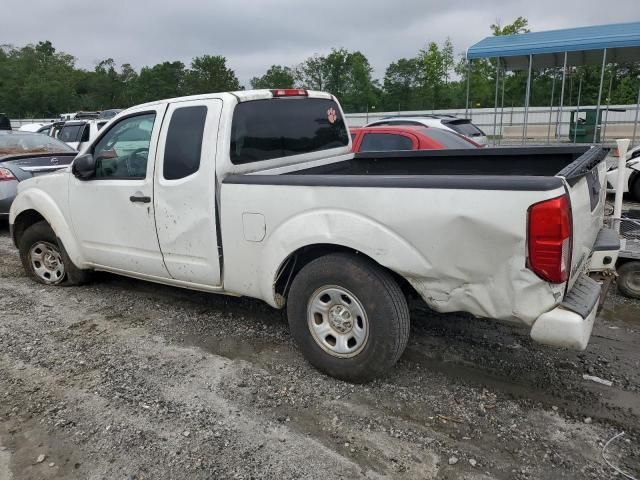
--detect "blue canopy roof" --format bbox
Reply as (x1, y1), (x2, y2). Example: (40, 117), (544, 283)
(467, 22), (640, 69)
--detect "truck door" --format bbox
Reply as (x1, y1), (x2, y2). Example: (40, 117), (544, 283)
(153, 99), (223, 286)
(68, 105), (170, 278)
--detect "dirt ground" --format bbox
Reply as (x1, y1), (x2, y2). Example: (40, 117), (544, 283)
(0, 222), (638, 480)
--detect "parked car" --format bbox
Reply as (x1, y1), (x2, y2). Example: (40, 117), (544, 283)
(350, 125), (480, 152)
(36, 123), (55, 135)
(0, 131), (77, 218)
(0, 113), (11, 131)
(98, 109), (123, 120)
(9, 89), (618, 382)
(57, 119), (109, 150)
(606, 144), (640, 201)
(58, 111), (101, 121)
(19, 122), (50, 133)
(366, 114), (488, 146)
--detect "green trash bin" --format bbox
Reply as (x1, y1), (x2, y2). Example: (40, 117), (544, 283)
(569, 109), (601, 143)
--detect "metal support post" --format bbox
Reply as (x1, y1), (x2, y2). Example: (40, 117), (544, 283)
(555, 52), (567, 143)
(493, 58), (500, 146)
(523, 54), (533, 144)
(547, 72), (556, 143)
(465, 60), (471, 118)
(593, 48), (607, 143)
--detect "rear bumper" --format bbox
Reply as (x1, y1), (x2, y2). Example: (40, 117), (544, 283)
(530, 274), (602, 350)
(530, 227), (619, 350)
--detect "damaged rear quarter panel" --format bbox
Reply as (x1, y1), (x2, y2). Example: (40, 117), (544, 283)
(220, 182), (566, 325)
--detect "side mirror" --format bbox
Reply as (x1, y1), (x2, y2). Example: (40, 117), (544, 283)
(72, 153), (96, 180)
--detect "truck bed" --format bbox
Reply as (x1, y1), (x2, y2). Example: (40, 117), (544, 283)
(228, 146), (606, 193)
(292, 146), (602, 178)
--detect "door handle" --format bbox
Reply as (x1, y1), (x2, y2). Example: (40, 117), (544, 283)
(130, 195), (151, 203)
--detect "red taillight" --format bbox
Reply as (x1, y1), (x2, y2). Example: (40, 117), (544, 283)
(527, 195), (572, 283)
(271, 88), (308, 97)
(0, 167), (16, 181)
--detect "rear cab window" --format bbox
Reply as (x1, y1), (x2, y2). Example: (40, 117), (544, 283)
(230, 98), (349, 164)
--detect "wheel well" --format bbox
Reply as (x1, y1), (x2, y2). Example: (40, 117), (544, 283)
(274, 243), (419, 304)
(12, 210), (46, 247)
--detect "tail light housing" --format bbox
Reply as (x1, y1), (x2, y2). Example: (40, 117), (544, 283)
(271, 89), (308, 97)
(0, 167), (16, 181)
(527, 195), (572, 283)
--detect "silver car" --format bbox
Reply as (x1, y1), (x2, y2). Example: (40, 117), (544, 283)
(0, 132), (77, 218)
(366, 114), (488, 146)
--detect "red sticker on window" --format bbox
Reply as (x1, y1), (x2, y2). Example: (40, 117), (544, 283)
(327, 108), (337, 124)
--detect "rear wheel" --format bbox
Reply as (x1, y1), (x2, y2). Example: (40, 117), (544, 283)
(18, 221), (91, 286)
(617, 261), (640, 299)
(287, 253), (410, 383)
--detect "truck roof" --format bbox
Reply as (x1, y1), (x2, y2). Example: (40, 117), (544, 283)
(131, 89), (335, 110)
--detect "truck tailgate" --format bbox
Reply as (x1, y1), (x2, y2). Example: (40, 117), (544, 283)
(557, 147), (608, 290)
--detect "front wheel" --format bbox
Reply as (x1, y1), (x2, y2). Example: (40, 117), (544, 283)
(18, 221), (91, 286)
(287, 253), (410, 382)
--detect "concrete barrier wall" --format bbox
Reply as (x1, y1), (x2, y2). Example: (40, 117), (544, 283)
(345, 104), (640, 142)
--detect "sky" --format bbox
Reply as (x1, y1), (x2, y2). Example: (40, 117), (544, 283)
(2, 0), (639, 87)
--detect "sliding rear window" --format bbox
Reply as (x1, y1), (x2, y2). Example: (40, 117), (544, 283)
(230, 98), (349, 164)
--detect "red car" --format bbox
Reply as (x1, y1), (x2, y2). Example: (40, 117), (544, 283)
(350, 125), (481, 152)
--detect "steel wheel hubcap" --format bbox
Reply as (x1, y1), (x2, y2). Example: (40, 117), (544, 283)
(627, 271), (640, 291)
(29, 242), (65, 284)
(307, 286), (369, 358)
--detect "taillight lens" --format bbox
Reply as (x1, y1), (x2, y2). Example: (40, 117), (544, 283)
(271, 88), (308, 97)
(0, 167), (16, 181)
(527, 195), (572, 283)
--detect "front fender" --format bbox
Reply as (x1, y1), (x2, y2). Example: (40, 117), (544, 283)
(10, 189), (86, 267)
(258, 208), (431, 306)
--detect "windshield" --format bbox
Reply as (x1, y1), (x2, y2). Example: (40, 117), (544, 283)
(0, 133), (75, 155)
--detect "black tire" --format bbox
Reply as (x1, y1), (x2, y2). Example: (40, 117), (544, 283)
(287, 252), (410, 383)
(631, 177), (640, 203)
(18, 221), (91, 286)
(617, 261), (640, 299)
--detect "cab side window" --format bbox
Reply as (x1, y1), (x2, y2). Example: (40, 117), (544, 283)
(163, 106), (207, 180)
(92, 113), (156, 179)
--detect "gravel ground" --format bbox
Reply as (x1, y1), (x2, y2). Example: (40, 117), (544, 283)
(0, 222), (638, 480)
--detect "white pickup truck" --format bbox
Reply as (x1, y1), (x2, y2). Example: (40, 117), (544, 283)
(9, 89), (619, 382)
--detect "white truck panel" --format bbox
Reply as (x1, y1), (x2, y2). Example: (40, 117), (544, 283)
(220, 183), (567, 324)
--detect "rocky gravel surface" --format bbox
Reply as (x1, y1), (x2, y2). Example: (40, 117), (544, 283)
(0, 223), (638, 479)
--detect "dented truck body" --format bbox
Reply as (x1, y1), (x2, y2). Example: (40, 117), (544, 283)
(10, 89), (618, 371)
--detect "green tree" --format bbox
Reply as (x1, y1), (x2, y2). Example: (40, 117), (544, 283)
(381, 58), (421, 111)
(135, 61), (187, 103)
(490, 17), (530, 36)
(296, 49), (379, 112)
(417, 42), (448, 109)
(295, 54), (329, 90)
(185, 55), (240, 94)
(250, 65), (295, 89)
